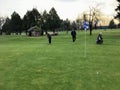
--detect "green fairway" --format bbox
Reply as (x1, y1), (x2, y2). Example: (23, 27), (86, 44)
(0, 29), (120, 90)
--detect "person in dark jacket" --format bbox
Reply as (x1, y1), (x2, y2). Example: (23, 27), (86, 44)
(96, 32), (103, 44)
(47, 33), (52, 44)
(71, 29), (76, 42)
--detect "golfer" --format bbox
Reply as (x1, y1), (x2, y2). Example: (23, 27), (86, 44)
(47, 33), (52, 44)
(71, 29), (76, 42)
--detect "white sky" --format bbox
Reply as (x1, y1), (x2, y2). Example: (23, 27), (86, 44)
(0, 0), (117, 20)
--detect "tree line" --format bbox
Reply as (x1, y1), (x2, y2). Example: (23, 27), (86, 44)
(0, 7), (78, 35)
(1, 2), (120, 36)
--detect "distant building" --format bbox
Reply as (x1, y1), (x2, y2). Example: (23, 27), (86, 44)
(28, 26), (42, 37)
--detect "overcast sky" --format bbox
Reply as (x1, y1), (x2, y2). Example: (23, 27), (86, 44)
(0, 0), (117, 20)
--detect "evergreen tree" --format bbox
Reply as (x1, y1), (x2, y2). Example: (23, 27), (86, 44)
(49, 7), (61, 33)
(22, 8), (41, 35)
(42, 10), (50, 34)
(22, 14), (29, 35)
(115, 0), (120, 21)
(109, 19), (116, 29)
(11, 11), (22, 35)
(32, 8), (42, 27)
(61, 18), (70, 34)
(2, 17), (11, 35)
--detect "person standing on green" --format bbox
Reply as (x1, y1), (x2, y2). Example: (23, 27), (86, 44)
(71, 29), (76, 42)
(47, 33), (52, 44)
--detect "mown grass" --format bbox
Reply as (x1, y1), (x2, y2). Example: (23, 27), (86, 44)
(0, 29), (120, 90)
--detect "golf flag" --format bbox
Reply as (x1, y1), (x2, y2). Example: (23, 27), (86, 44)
(83, 20), (88, 57)
(83, 21), (89, 30)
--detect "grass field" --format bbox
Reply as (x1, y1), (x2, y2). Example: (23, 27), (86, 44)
(0, 29), (120, 90)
